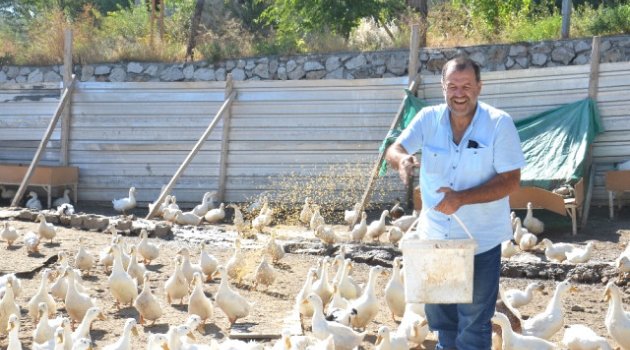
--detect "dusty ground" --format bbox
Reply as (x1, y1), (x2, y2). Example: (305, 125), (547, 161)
(0, 202), (629, 350)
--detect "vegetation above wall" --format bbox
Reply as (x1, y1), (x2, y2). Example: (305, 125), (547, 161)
(0, 0), (628, 65)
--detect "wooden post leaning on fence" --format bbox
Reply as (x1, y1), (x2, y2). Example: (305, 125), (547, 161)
(10, 76), (77, 207)
(353, 74), (421, 227)
(405, 24), (421, 209)
(217, 74), (234, 203)
(60, 29), (73, 166)
(145, 90), (237, 219)
(579, 36), (601, 229)
(561, 0), (572, 39)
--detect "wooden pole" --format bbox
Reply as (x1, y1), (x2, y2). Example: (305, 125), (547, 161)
(580, 36), (601, 229)
(159, 0), (165, 40)
(11, 77), (76, 207)
(145, 91), (237, 219)
(150, 0), (156, 47)
(561, 0), (572, 39)
(353, 74), (422, 226)
(408, 24), (420, 81)
(60, 29), (73, 166)
(217, 74), (234, 203)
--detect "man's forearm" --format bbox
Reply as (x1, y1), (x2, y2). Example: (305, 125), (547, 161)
(457, 169), (521, 206)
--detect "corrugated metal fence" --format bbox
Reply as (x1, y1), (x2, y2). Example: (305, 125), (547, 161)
(0, 62), (628, 207)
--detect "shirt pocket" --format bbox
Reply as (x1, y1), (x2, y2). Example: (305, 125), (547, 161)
(421, 145), (450, 176)
(461, 146), (493, 175)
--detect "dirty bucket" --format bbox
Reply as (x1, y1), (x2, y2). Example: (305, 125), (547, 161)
(401, 213), (477, 304)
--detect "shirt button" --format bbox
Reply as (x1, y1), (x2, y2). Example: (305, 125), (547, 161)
(447, 218), (451, 221)
(456, 150), (459, 153)
(450, 182), (453, 186)
(452, 166), (456, 169)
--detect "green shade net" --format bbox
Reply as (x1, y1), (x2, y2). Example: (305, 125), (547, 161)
(379, 95), (604, 190)
(378, 89), (428, 176)
(516, 98), (603, 189)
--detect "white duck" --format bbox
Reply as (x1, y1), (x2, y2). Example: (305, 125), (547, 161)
(24, 230), (41, 253)
(392, 210), (419, 233)
(0, 185), (16, 200)
(164, 255), (188, 305)
(603, 281), (630, 349)
(177, 247), (204, 285)
(519, 231), (538, 251)
(112, 186), (137, 215)
(226, 238), (245, 282)
(146, 333), (169, 350)
(296, 268), (317, 331)
(1, 221), (19, 247)
(522, 280), (574, 340)
(0, 281), (20, 336)
(561, 324), (612, 350)
(326, 281), (351, 320)
(204, 202), (225, 223)
(215, 265), (253, 326)
(501, 239), (519, 259)
(366, 210), (389, 242)
(253, 255), (276, 290)
(37, 213), (57, 244)
(57, 203), (75, 216)
(350, 212), (368, 242)
(229, 204), (251, 238)
(102, 318), (138, 350)
(523, 202), (544, 235)
(350, 265), (385, 330)
(33, 303), (63, 344)
(126, 245), (146, 285)
(492, 312), (558, 349)
(266, 231), (285, 263)
(6, 314), (22, 350)
(387, 226), (403, 245)
(504, 281), (544, 309)
(542, 238), (574, 262)
(396, 303), (429, 348)
(344, 202), (361, 227)
(133, 272), (163, 325)
(299, 197), (314, 226)
(175, 210), (203, 226)
(565, 242), (595, 264)
(512, 217), (529, 245)
(199, 242), (219, 281)
(72, 338), (93, 350)
(337, 259), (362, 300)
(74, 242), (95, 276)
(71, 306), (105, 343)
(187, 272), (214, 328)
(385, 257), (405, 321)
(311, 257), (334, 307)
(26, 191), (43, 210)
(64, 268), (97, 324)
(375, 325), (408, 350)
(305, 293), (366, 350)
(32, 323), (65, 350)
(108, 245), (138, 309)
(137, 229), (160, 265)
(27, 268), (56, 322)
(314, 225), (341, 245)
(53, 189), (72, 207)
(310, 205), (325, 231)
(0, 273), (21, 299)
(192, 191), (216, 217)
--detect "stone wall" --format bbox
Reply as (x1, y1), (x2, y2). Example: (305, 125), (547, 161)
(1, 35), (629, 84)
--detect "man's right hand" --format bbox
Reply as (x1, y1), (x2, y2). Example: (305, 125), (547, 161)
(398, 155), (419, 185)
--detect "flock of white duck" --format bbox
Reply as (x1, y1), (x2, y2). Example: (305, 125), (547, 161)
(0, 187), (629, 349)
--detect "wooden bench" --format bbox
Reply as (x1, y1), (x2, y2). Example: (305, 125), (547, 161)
(509, 178), (584, 235)
(605, 170), (630, 219)
(0, 164), (78, 208)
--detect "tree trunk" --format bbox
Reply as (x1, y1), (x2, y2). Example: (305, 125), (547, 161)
(407, 0), (428, 47)
(186, 0), (205, 61)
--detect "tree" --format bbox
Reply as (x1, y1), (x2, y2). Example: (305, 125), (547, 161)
(260, 0), (405, 50)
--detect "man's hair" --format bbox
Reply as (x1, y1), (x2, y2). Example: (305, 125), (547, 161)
(442, 56), (481, 82)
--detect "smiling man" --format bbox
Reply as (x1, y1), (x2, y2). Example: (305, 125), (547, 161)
(385, 56), (525, 349)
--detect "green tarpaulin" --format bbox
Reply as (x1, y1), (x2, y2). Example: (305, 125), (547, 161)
(379, 94), (604, 190)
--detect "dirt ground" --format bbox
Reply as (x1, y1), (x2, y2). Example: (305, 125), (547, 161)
(0, 203), (629, 350)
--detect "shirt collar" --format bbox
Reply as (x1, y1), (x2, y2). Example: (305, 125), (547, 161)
(440, 102), (482, 146)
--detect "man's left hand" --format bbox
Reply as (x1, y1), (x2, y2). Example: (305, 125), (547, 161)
(435, 187), (463, 215)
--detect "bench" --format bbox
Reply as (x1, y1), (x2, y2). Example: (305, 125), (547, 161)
(0, 164), (78, 208)
(605, 170), (630, 219)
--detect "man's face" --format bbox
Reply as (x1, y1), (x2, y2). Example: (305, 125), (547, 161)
(442, 66), (482, 120)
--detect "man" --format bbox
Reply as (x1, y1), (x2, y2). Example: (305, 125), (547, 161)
(385, 56), (525, 349)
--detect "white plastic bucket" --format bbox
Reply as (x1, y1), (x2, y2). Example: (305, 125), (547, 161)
(401, 213), (477, 304)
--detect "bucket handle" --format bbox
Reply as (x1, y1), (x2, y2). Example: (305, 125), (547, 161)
(404, 211), (474, 240)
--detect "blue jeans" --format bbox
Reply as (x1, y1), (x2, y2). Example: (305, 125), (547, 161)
(425, 244), (501, 350)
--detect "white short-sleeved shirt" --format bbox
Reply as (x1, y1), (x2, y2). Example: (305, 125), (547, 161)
(398, 101), (526, 254)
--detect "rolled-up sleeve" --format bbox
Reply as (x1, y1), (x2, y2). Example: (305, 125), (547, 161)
(493, 116), (526, 174)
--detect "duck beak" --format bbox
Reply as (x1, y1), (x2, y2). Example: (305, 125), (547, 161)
(211, 270), (220, 279)
(161, 344), (170, 350)
(131, 325), (139, 336)
(603, 288), (610, 302)
(187, 331), (196, 341)
(375, 335), (382, 345)
(98, 312), (107, 321)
